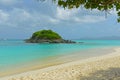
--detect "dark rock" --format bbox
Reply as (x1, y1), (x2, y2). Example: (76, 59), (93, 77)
(26, 39), (76, 43)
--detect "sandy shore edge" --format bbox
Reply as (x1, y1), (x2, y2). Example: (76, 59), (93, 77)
(1, 47), (120, 80)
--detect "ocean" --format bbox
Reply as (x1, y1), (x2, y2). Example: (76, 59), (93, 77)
(0, 40), (120, 76)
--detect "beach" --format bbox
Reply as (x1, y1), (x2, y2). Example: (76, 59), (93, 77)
(0, 47), (120, 80)
(0, 0), (120, 79)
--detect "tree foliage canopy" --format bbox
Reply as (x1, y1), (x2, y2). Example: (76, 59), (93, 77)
(38, 0), (120, 22)
(31, 30), (62, 40)
(57, 0), (120, 22)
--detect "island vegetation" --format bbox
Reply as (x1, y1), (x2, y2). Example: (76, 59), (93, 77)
(26, 30), (76, 43)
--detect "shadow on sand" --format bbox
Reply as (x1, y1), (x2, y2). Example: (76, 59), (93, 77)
(80, 68), (120, 80)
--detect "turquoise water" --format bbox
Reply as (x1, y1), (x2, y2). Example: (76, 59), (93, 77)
(0, 40), (120, 72)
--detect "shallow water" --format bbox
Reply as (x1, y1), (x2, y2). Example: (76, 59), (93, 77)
(0, 40), (120, 76)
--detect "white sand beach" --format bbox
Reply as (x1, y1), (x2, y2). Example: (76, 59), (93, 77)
(1, 47), (120, 80)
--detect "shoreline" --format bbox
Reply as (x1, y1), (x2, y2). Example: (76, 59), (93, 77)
(0, 47), (115, 77)
(1, 47), (120, 80)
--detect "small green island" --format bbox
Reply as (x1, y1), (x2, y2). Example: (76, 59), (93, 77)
(26, 30), (76, 43)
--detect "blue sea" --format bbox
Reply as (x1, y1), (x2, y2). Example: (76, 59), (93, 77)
(0, 40), (120, 75)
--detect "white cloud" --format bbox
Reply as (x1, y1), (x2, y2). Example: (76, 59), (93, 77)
(49, 18), (60, 23)
(56, 7), (78, 20)
(0, 8), (32, 27)
(0, 8), (59, 29)
(0, 10), (9, 23)
(0, 7), (106, 30)
(10, 8), (31, 21)
(55, 7), (106, 23)
(74, 16), (105, 23)
(110, 9), (118, 16)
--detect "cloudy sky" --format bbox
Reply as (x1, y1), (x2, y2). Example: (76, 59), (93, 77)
(0, 0), (120, 39)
